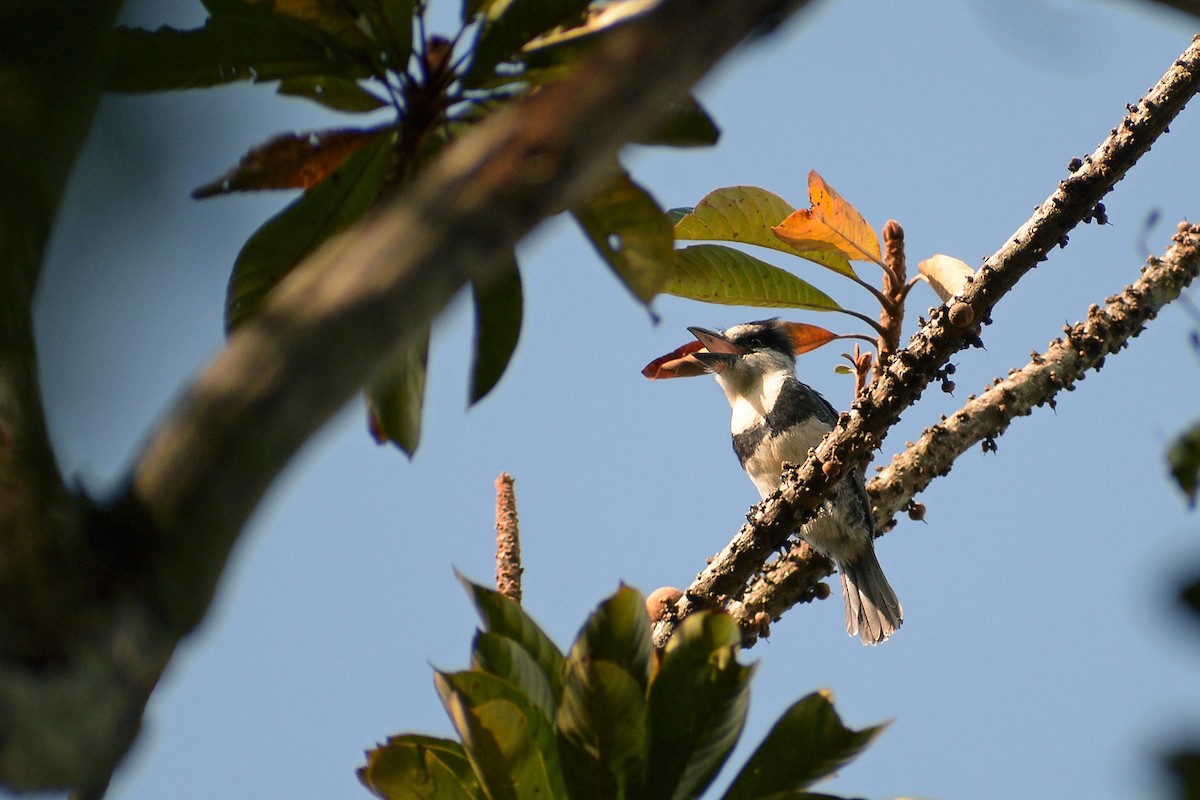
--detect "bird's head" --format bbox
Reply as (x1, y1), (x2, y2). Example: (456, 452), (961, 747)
(687, 319), (798, 379)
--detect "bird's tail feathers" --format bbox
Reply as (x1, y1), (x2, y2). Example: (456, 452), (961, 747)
(840, 550), (903, 645)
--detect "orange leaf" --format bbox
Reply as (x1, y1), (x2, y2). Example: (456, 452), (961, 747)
(780, 321), (840, 355)
(192, 127), (386, 199)
(772, 171), (883, 266)
(917, 254), (975, 301)
(642, 340), (708, 379)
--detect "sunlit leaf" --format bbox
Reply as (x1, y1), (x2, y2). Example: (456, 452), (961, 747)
(225, 129), (392, 329)
(109, 1), (370, 92)
(469, 261), (523, 405)
(644, 611), (752, 800)
(780, 321), (841, 355)
(667, 245), (843, 311)
(673, 186), (855, 278)
(773, 171), (883, 266)
(1169, 420), (1200, 507)
(566, 586), (653, 693)
(358, 734), (483, 800)
(277, 75), (388, 111)
(436, 671), (566, 800)
(465, 0), (592, 86)
(194, 127), (385, 198)
(520, 0), (659, 70)
(460, 577), (565, 700)
(641, 340), (708, 380)
(367, 326), (430, 456)
(635, 96), (720, 149)
(573, 170), (674, 305)
(720, 690), (886, 800)
(917, 253), (975, 302)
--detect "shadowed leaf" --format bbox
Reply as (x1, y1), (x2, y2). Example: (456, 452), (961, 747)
(344, 0), (414, 71)
(644, 611), (752, 800)
(469, 261), (523, 405)
(720, 690), (886, 800)
(567, 586), (653, 693)
(556, 659), (648, 800)
(1169, 420), (1200, 507)
(773, 171), (882, 266)
(667, 245), (843, 311)
(194, 127), (386, 198)
(465, 0), (592, 86)
(109, 1), (369, 92)
(635, 96), (720, 148)
(358, 734), (483, 800)
(277, 75), (388, 111)
(917, 253), (975, 302)
(367, 326), (430, 456)
(436, 671), (565, 800)
(674, 186), (855, 278)
(573, 170), (674, 305)
(224, 129), (393, 329)
(460, 578), (565, 700)
(472, 632), (557, 719)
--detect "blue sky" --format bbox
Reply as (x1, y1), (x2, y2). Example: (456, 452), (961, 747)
(30, 1), (1200, 798)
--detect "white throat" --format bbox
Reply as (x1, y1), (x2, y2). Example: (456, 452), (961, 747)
(719, 367), (789, 435)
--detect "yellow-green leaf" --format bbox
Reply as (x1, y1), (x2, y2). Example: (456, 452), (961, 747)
(667, 245), (842, 312)
(358, 734), (483, 800)
(673, 186), (855, 278)
(772, 171), (883, 266)
(573, 170), (674, 305)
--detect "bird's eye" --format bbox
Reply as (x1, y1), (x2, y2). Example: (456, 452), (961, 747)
(749, 338), (764, 349)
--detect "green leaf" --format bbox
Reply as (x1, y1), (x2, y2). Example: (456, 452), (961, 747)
(225, 128), (392, 329)
(345, 0), (415, 71)
(277, 75), (388, 111)
(469, 261), (523, 405)
(358, 734), (484, 800)
(556, 659), (649, 800)
(667, 245), (843, 312)
(367, 326), (430, 456)
(460, 577), (566, 701)
(644, 611), (752, 800)
(1168, 419), (1200, 507)
(673, 186), (855, 278)
(634, 96), (720, 149)
(472, 632), (557, 720)
(720, 690), (886, 800)
(573, 170), (674, 305)
(465, 0), (592, 86)
(436, 671), (566, 800)
(108, 2), (370, 92)
(566, 586), (653, 694)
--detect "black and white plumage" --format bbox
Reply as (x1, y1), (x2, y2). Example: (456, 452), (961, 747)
(688, 319), (902, 645)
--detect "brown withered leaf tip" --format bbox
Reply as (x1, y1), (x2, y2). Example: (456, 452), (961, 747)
(192, 128), (386, 199)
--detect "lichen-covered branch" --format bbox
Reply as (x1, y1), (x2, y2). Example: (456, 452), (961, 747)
(729, 220), (1200, 643)
(653, 34), (1200, 649)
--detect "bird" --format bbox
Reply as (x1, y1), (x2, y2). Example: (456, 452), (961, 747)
(684, 318), (902, 645)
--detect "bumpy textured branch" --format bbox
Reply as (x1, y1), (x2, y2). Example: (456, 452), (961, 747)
(729, 221), (1200, 642)
(495, 473), (522, 604)
(0, 0), (813, 794)
(653, 34), (1200, 649)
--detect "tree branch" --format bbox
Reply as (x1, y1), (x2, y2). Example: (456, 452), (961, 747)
(652, 34), (1200, 649)
(0, 0), (814, 793)
(729, 219), (1200, 642)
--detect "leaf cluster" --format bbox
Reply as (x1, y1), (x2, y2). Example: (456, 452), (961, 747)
(107, 0), (719, 455)
(358, 580), (884, 800)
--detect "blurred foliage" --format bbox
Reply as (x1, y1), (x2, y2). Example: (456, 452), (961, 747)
(358, 580), (885, 800)
(108, 0), (719, 455)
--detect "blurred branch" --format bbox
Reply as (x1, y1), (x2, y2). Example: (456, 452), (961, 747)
(0, 0), (813, 794)
(729, 220), (1200, 642)
(653, 34), (1200, 649)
